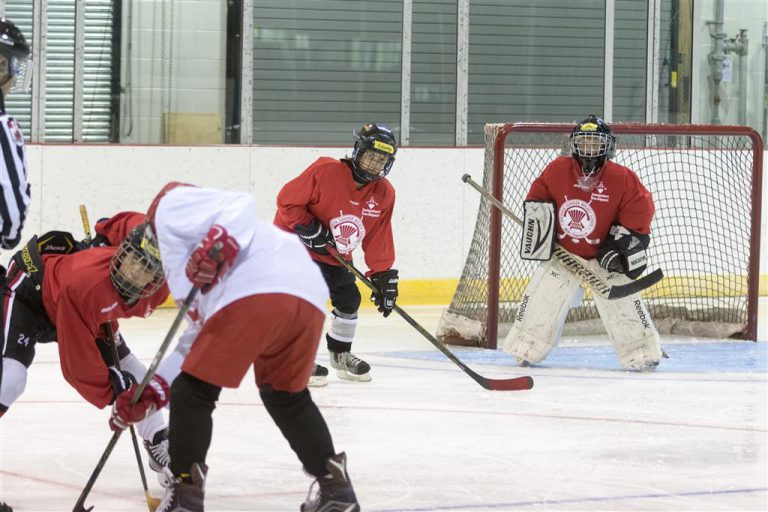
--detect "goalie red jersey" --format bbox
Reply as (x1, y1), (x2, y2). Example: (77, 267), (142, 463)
(526, 156), (654, 259)
(274, 156), (396, 275)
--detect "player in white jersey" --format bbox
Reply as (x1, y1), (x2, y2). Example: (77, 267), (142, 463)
(109, 183), (360, 512)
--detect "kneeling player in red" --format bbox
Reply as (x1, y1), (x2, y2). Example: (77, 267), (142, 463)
(109, 183), (360, 512)
(0, 213), (171, 482)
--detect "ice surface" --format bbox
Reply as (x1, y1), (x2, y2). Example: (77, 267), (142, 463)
(2, 302), (766, 511)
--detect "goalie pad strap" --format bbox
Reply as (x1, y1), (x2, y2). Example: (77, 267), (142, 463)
(520, 201), (556, 261)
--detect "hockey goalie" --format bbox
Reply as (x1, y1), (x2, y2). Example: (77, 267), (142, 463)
(501, 115), (663, 371)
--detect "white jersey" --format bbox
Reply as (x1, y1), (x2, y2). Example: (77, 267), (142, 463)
(153, 186), (330, 323)
(0, 111), (30, 250)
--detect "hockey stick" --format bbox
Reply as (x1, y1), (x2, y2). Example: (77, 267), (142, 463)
(79, 205), (160, 512)
(73, 287), (198, 512)
(461, 174), (663, 299)
(103, 324), (161, 512)
(327, 248), (533, 391)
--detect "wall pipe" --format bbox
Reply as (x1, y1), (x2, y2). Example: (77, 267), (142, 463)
(707, 0), (748, 125)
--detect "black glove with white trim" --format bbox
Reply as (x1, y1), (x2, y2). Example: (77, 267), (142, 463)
(370, 269), (399, 317)
(294, 218), (335, 255)
(108, 367), (137, 403)
(596, 224), (650, 279)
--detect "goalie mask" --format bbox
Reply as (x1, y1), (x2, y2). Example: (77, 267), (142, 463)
(110, 222), (165, 303)
(0, 18), (32, 95)
(570, 115), (616, 187)
(349, 123), (397, 184)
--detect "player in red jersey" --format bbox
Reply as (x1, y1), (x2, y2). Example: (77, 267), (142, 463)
(501, 115), (663, 370)
(0, 212), (171, 477)
(275, 123), (400, 384)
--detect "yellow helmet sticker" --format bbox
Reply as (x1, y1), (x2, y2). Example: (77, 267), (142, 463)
(141, 236), (162, 261)
(373, 140), (395, 154)
(580, 122), (598, 132)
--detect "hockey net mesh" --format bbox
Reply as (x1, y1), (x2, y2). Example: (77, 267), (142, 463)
(438, 123), (762, 347)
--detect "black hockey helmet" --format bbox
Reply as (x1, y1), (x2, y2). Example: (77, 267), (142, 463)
(569, 115), (616, 177)
(349, 123), (397, 184)
(0, 18), (32, 93)
(110, 222), (165, 303)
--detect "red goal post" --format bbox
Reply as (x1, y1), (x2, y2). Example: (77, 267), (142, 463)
(437, 122), (763, 348)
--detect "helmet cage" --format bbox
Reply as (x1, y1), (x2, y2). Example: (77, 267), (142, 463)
(350, 124), (396, 183)
(110, 223), (165, 303)
(569, 118), (616, 178)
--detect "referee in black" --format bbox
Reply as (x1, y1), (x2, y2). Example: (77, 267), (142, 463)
(0, 17), (31, 512)
(0, 18), (31, 261)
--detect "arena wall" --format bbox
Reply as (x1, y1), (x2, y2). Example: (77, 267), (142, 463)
(18, 144), (768, 305)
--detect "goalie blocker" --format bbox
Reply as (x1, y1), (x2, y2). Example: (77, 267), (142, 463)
(520, 201), (556, 261)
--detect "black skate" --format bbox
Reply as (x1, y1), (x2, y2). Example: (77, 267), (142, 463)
(157, 462), (207, 512)
(0, 502), (12, 512)
(301, 452), (360, 512)
(329, 351), (371, 382)
(144, 427), (170, 472)
(309, 363), (329, 387)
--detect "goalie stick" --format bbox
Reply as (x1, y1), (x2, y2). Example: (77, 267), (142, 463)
(461, 174), (663, 299)
(73, 286), (199, 512)
(79, 205), (160, 512)
(327, 248), (533, 391)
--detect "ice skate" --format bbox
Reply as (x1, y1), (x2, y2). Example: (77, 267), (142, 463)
(309, 363), (329, 387)
(157, 463), (207, 512)
(301, 452), (360, 512)
(144, 427), (170, 472)
(329, 351), (371, 382)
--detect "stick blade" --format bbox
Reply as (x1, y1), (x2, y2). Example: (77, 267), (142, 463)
(606, 268), (664, 299)
(484, 375), (534, 391)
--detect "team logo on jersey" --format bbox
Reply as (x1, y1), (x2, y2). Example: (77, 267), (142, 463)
(7, 119), (24, 146)
(590, 181), (610, 202)
(559, 198), (598, 243)
(362, 195), (381, 218)
(330, 214), (366, 254)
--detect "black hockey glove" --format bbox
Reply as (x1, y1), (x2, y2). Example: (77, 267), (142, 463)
(294, 218), (335, 255)
(595, 224), (650, 280)
(108, 367), (137, 403)
(370, 269), (399, 317)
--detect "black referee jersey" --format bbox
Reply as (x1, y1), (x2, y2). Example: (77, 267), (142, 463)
(0, 95), (30, 251)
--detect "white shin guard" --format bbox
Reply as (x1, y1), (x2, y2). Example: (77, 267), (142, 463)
(501, 258), (582, 364)
(329, 308), (358, 343)
(0, 357), (28, 408)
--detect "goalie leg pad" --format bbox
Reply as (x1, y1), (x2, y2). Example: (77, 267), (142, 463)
(501, 258), (582, 364)
(591, 269), (662, 370)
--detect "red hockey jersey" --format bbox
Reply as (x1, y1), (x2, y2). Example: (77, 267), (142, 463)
(40, 212), (170, 408)
(526, 156), (654, 259)
(274, 157), (396, 275)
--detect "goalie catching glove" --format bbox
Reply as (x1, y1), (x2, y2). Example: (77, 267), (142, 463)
(595, 224), (650, 279)
(186, 224), (240, 293)
(370, 269), (399, 317)
(109, 375), (170, 432)
(294, 218), (335, 255)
